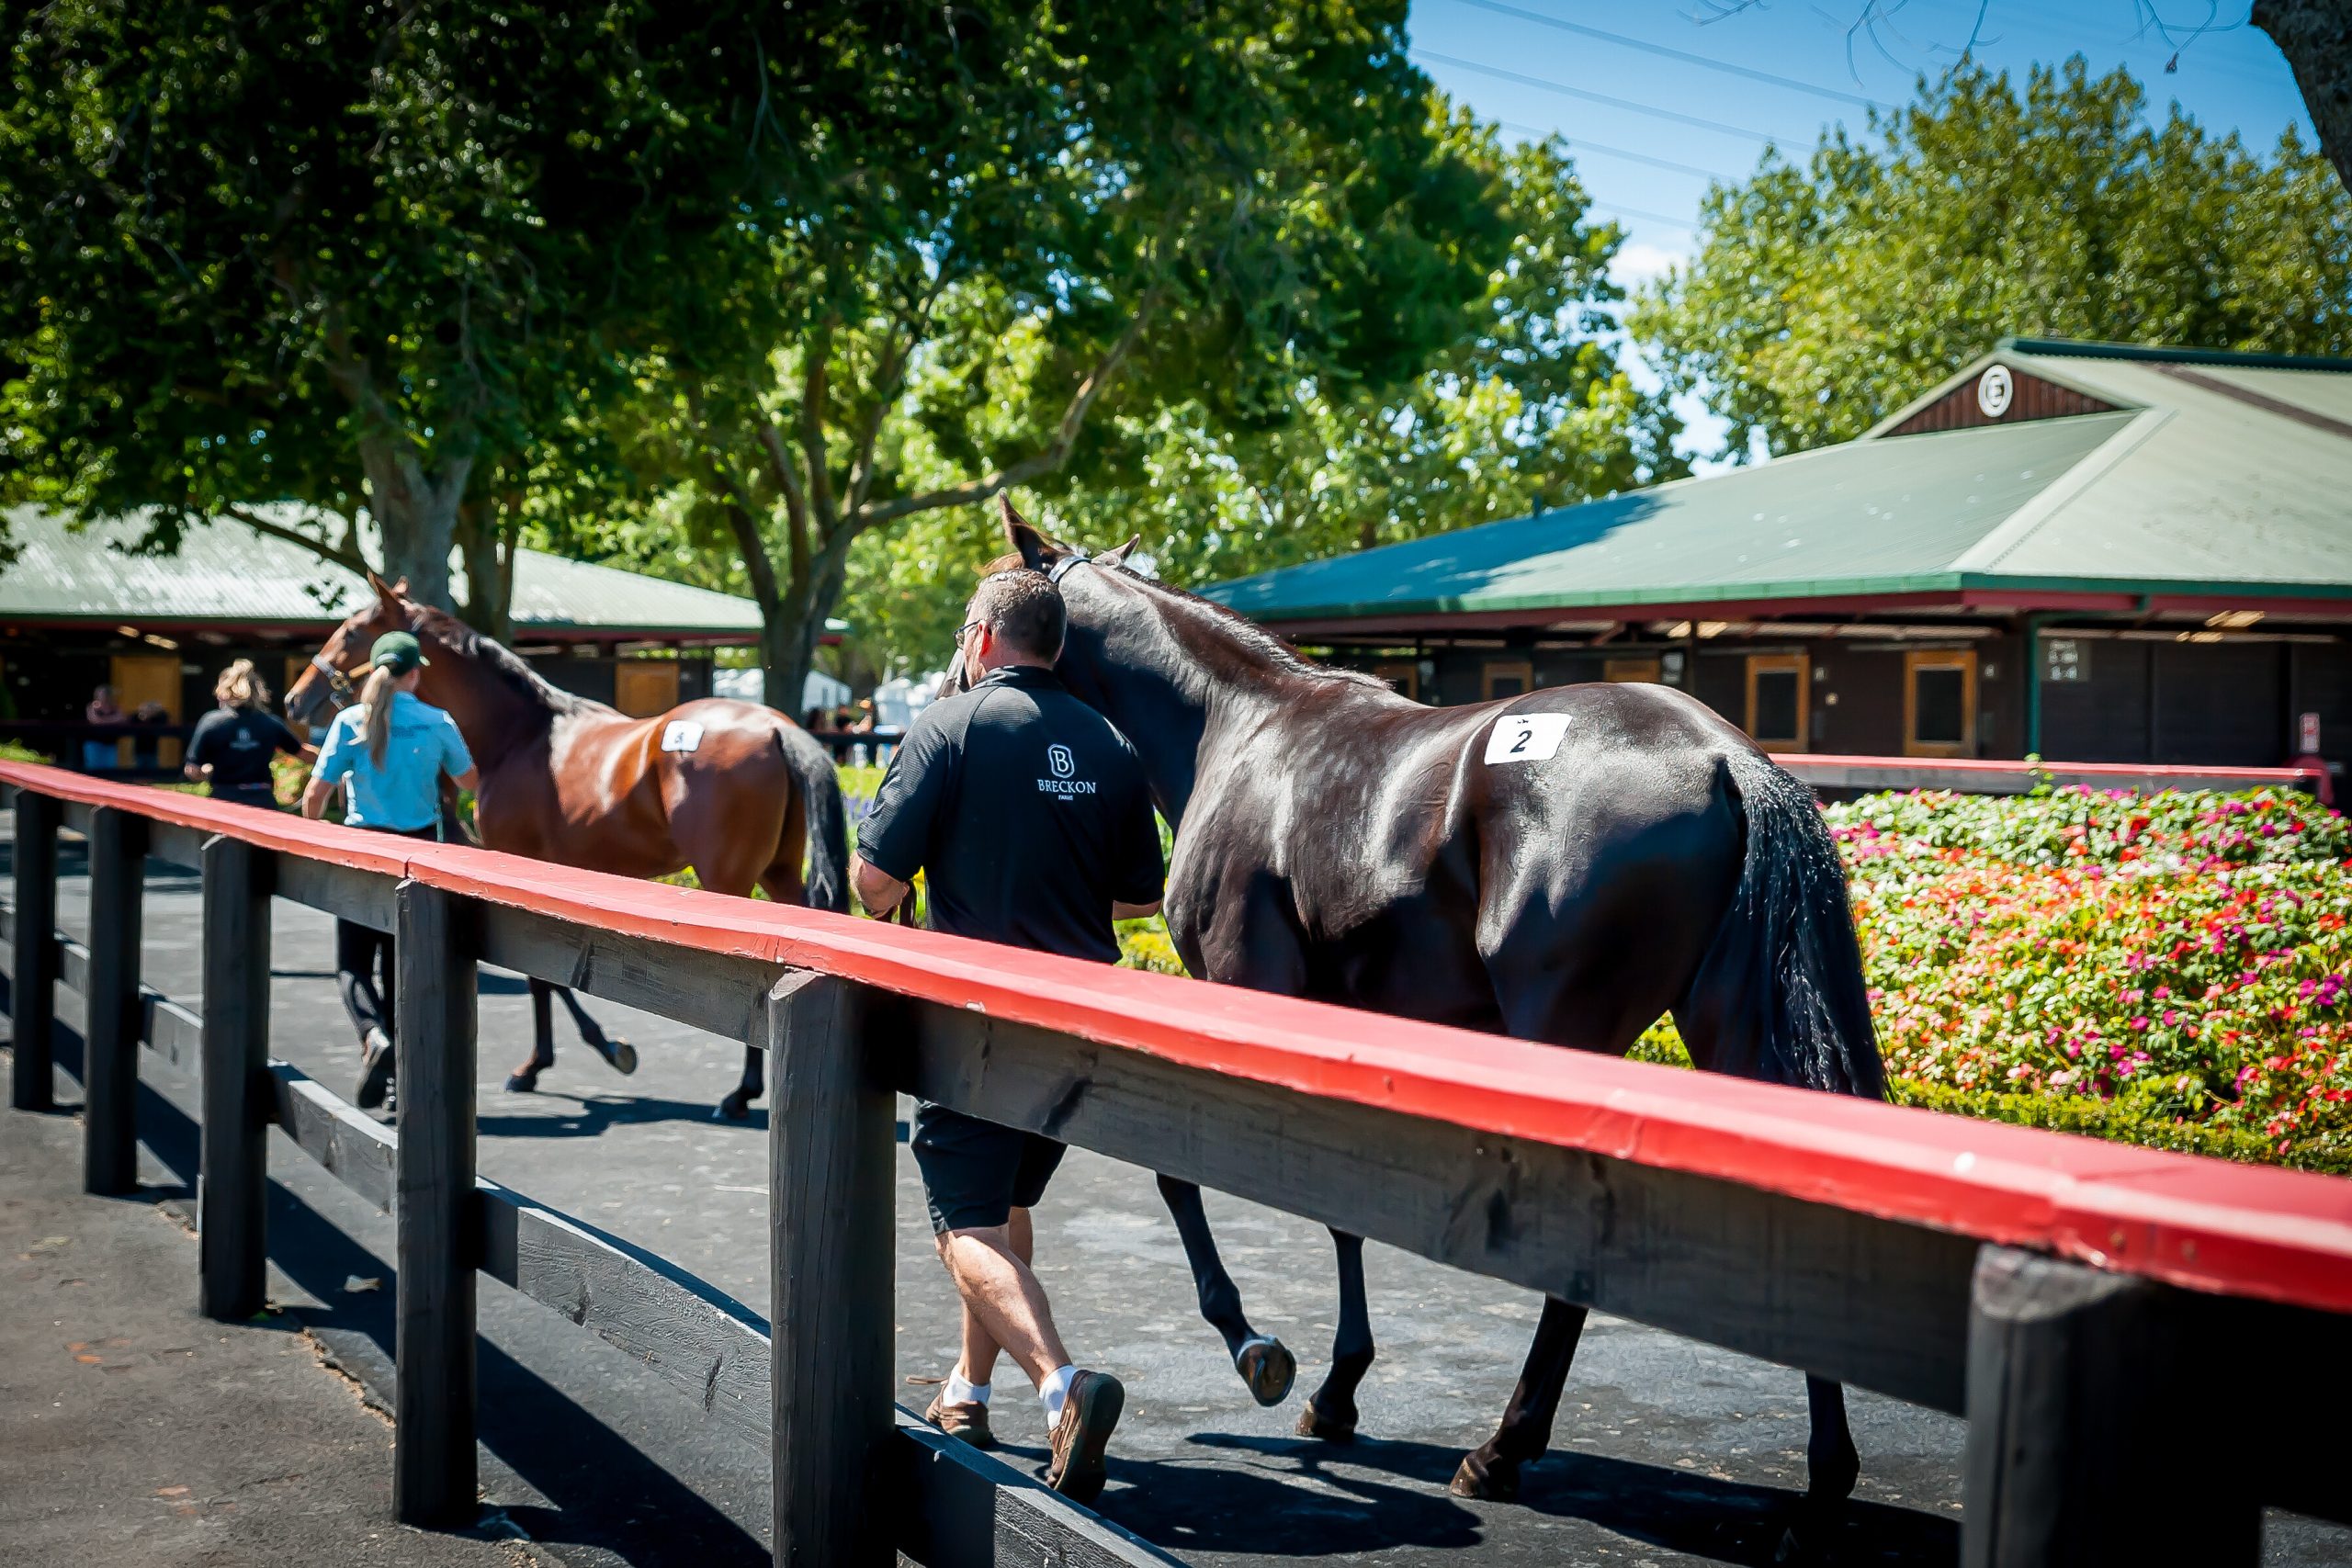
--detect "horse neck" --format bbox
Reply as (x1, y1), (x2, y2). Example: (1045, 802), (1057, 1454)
(1076, 581), (1318, 828)
(414, 643), (553, 773)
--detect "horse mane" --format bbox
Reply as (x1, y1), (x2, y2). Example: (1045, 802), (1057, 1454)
(980, 549), (1390, 694)
(402, 601), (585, 716)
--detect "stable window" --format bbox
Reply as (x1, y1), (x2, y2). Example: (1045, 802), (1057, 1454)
(1482, 660), (1533, 701)
(1744, 654), (1807, 750)
(1603, 656), (1662, 684)
(1372, 660), (1419, 700)
(1905, 649), (1977, 757)
(615, 660), (682, 718)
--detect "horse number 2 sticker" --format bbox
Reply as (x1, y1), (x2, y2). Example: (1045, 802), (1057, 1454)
(661, 720), (705, 754)
(1484, 713), (1570, 764)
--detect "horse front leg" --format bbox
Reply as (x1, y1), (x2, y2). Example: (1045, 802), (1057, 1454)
(1155, 1174), (1295, 1406)
(715, 1043), (763, 1122)
(1298, 1229), (1376, 1440)
(507, 977), (560, 1092)
(1451, 1295), (1588, 1500)
(553, 984), (638, 1076)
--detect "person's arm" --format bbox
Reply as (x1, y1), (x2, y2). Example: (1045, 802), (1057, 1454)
(852, 855), (911, 916)
(851, 712), (953, 918)
(435, 712), (480, 793)
(181, 714), (217, 783)
(303, 717), (352, 819)
(1110, 758), (1166, 921)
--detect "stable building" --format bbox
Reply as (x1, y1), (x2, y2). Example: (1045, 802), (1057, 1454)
(1204, 339), (2352, 780)
(0, 504), (808, 761)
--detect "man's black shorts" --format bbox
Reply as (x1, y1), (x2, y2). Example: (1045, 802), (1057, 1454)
(911, 1101), (1067, 1235)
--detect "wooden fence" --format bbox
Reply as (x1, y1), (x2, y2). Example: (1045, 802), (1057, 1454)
(2, 757), (2348, 1568)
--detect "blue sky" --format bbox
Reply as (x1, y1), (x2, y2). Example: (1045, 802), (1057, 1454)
(1405, 0), (2318, 463)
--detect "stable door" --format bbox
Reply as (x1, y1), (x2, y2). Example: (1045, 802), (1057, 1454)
(616, 660), (682, 718)
(110, 653), (183, 768)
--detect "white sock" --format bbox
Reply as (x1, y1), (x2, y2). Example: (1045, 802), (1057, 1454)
(1038, 1362), (1078, 1425)
(944, 1368), (989, 1407)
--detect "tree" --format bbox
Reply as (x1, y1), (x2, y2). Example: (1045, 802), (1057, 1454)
(1631, 60), (2352, 457)
(614, 0), (1511, 710)
(0, 1), (699, 618)
(1051, 109), (1683, 589)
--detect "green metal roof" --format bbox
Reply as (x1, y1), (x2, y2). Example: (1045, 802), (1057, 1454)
(1204, 339), (2352, 627)
(0, 504), (826, 638)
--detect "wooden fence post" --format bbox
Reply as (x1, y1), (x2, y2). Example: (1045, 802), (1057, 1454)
(766, 971), (893, 1568)
(394, 877), (478, 1529)
(198, 833), (272, 1320)
(84, 805), (147, 1194)
(1962, 1244), (2258, 1567)
(10, 788), (60, 1111)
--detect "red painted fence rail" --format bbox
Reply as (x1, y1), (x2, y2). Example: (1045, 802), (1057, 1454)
(4, 756), (2347, 1315)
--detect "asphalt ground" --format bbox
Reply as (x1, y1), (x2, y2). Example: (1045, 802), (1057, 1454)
(5, 832), (2347, 1566)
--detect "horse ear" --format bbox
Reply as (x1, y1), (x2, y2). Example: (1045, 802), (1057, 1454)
(367, 570), (406, 610)
(1097, 534), (1143, 569)
(1001, 493), (1052, 571)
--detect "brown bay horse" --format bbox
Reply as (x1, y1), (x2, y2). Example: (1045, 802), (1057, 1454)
(987, 502), (1885, 1521)
(288, 576), (848, 1118)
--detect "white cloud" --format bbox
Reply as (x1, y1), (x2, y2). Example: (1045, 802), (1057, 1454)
(1608, 240), (1684, 292)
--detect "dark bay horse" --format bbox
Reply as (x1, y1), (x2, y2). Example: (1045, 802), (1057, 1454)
(288, 576), (848, 1118)
(990, 504), (1884, 1510)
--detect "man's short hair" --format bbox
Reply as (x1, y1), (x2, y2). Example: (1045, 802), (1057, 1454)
(971, 570), (1066, 661)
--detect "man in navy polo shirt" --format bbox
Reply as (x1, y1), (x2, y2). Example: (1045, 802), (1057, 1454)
(853, 566), (1163, 1502)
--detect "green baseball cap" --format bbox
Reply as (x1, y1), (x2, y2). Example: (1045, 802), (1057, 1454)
(368, 630), (429, 674)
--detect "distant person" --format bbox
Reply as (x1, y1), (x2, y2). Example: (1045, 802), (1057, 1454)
(803, 706), (828, 733)
(300, 632), (478, 1111)
(185, 660), (312, 811)
(129, 701), (169, 772)
(82, 684), (121, 771)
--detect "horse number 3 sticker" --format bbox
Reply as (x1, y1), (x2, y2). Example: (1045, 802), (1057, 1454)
(661, 720), (705, 754)
(1483, 713), (1570, 764)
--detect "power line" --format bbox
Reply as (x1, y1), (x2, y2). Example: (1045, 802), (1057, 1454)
(1413, 48), (1804, 145)
(1587, 200), (1703, 231)
(1447, 0), (1898, 110)
(1495, 118), (1739, 182)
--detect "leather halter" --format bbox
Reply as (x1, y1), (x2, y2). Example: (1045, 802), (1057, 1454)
(1046, 551), (1091, 584)
(309, 652), (360, 712)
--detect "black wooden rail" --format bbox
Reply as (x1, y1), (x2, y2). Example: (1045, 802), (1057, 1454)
(4, 771), (2351, 1568)
(0, 784), (1175, 1566)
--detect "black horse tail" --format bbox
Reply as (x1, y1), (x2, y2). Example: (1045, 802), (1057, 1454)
(776, 724), (851, 915)
(1685, 747), (1884, 1100)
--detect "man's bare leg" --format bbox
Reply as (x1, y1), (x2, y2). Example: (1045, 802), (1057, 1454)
(956, 1206), (1033, 1386)
(937, 1208), (1067, 1390)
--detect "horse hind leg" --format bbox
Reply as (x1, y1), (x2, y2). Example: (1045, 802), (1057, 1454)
(1156, 1175), (1295, 1406)
(554, 984), (637, 1077)
(507, 977), (560, 1092)
(1298, 1229), (1375, 1439)
(1452, 1296), (1589, 1501)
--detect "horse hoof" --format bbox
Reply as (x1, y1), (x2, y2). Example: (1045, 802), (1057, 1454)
(505, 1070), (538, 1094)
(1449, 1450), (1519, 1502)
(610, 1042), (639, 1076)
(1295, 1393), (1357, 1443)
(1236, 1337), (1295, 1407)
(714, 1091), (752, 1122)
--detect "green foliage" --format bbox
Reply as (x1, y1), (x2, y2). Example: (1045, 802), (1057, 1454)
(0, 2), (719, 613)
(1632, 60), (2352, 457)
(0, 738), (51, 764)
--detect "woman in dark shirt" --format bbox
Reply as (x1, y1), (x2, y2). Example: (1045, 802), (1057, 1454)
(184, 660), (311, 809)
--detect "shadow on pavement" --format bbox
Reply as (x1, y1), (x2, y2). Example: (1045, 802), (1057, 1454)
(480, 1092), (765, 1140)
(1130, 1431), (1959, 1566)
(26, 1010), (769, 1567)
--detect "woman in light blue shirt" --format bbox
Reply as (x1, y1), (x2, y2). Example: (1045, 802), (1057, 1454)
(300, 631), (479, 1111)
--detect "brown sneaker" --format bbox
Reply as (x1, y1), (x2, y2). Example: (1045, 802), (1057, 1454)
(1044, 1370), (1124, 1504)
(923, 1389), (995, 1450)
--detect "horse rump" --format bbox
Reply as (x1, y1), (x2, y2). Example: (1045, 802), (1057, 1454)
(1678, 748), (1883, 1100)
(775, 723), (851, 914)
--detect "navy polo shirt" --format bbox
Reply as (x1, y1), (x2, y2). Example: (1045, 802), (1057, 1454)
(857, 665), (1162, 964)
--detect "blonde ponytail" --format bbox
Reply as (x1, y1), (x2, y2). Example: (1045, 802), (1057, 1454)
(361, 666), (399, 768)
(215, 658), (270, 711)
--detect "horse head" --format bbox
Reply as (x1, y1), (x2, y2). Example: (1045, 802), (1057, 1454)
(285, 571), (423, 726)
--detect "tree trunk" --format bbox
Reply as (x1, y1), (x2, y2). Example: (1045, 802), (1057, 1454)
(454, 499), (517, 640)
(356, 434), (469, 611)
(759, 609), (827, 721)
(2253, 0), (2352, 196)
